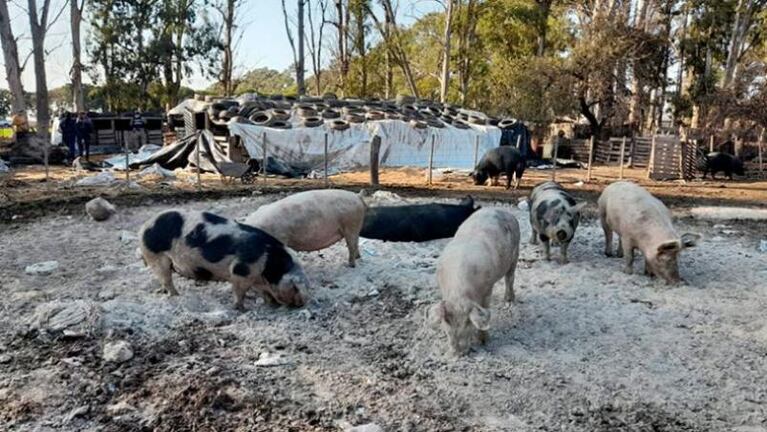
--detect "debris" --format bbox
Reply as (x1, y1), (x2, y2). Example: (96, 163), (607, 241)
(0, 159), (9, 173)
(65, 405), (90, 422)
(517, 197), (529, 211)
(346, 423), (384, 432)
(119, 230), (137, 244)
(29, 300), (101, 333)
(254, 352), (293, 367)
(759, 240), (767, 253)
(367, 289), (380, 297)
(25, 260), (59, 275)
(0, 354), (11, 364)
(103, 341), (134, 364)
(85, 197), (116, 221)
(370, 190), (402, 203)
(75, 172), (118, 187)
(106, 401), (137, 415)
(138, 163), (176, 179)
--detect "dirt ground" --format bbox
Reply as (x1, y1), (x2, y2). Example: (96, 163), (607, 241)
(1, 186), (766, 431)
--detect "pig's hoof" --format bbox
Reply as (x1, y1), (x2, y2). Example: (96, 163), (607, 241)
(604, 251), (613, 257)
(623, 267), (633, 275)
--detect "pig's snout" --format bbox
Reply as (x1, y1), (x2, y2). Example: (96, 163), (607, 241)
(557, 230), (568, 241)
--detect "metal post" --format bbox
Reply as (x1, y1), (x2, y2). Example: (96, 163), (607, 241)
(473, 135), (479, 168)
(195, 133), (201, 189)
(43, 137), (49, 184)
(709, 135), (714, 153)
(324, 132), (329, 188)
(619, 136), (626, 180)
(552, 136), (559, 181)
(261, 131), (267, 184)
(427, 134), (435, 185)
(370, 135), (381, 186)
(647, 135), (657, 179)
(587, 136), (595, 182)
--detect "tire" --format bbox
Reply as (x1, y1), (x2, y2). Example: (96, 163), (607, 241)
(452, 120), (470, 129)
(409, 119), (428, 129)
(249, 111), (274, 126)
(322, 109), (341, 119)
(366, 110), (386, 121)
(302, 116), (324, 128)
(270, 109), (291, 121)
(330, 119), (350, 131)
(345, 113), (365, 123)
(427, 118), (445, 128)
(269, 120), (292, 129)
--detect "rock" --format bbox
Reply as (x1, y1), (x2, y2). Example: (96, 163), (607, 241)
(367, 289), (380, 297)
(255, 352), (292, 367)
(65, 405), (90, 422)
(76, 172), (117, 187)
(85, 197), (116, 221)
(25, 260), (59, 275)
(346, 423), (384, 432)
(103, 341), (134, 364)
(119, 230), (137, 244)
(106, 401), (137, 415)
(0, 354), (11, 364)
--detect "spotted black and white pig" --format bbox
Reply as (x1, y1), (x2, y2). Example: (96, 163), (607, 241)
(139, 210), (309, 310)
(598, 181), (701, 283)
(471, 146), (526, 189)
(428, 208), (520, 355)
(244, 189), (366, 267)
(528, 181), (587, 263)
(699, 152), (745, 180)
(360, 196), (479, 242)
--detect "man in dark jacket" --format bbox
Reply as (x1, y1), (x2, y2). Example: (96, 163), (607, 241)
(76, 112), (93, 160)
(130, 110), (145, 151)
(59, 112), (77, 161)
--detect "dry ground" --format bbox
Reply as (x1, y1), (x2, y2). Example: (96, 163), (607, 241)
(1, 185), (766, 431)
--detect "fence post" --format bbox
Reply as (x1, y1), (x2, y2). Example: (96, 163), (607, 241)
(619, 136), (626, 180)
(759, 128), (765, 176)
(473, 135), (479, 168)
(195, 133), (201, 190)
(261, 131), (267, 184)
(709, 135), (714, 153)
(124, 131), (130, 184)
(43, 137), (49, 185)
(427, 133), (435, 185)
(586, 135), (595, 182)
(324, 132), (329, 188)
(370, 135), (381, 186)
(552, 136), (559, 181)
(647, 135), (657, 179)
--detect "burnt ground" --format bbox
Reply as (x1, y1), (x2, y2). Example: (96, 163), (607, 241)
(1, 181), (766, 431)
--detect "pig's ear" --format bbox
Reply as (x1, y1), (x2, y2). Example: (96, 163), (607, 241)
(469, 304), (491, 331)
(680, 233), (701, 248)
(657, 240), (681, 254)
(572, 201), (588, 213)
(428, 302), (450, 328)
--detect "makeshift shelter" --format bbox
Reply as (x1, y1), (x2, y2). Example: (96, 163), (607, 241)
(129, 130), (232, 173)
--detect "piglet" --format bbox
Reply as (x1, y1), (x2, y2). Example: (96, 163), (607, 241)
(139, 210), (309, 310)
(598, 181), (700, 283)
(429, 208), (520, 355)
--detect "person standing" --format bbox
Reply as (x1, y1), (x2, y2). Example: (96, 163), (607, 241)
(76, 112), (93, 160)
(130, 110), (145, 151)
(59, 112), (77, 162)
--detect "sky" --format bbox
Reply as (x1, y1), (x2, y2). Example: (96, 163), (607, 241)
(2, 0), (441, 93)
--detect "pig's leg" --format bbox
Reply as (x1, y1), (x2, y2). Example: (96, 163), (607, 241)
(505, 174), (511, 190)
(504, 264), (517, 303)
(602, 219), (613, 257)
(514, 177), (521, 189)
(621, 240), (634, 274)
(149, 255), (178, 296)
(343, 230), (360, 267)
(529, 226), (539, 245)
(231, 280), (250, 311)
(560, 242), (570, 264)
(616, 237), (624, 258)
(543, 238), (551, 260)
(478, 296), (491, 345)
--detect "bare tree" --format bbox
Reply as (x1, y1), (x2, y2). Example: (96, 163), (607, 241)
(456, 0), (478, 105)
(27, 0), (67, 142)
(330, 0), (350, 93)
(306, 0), (327, 94)
(365, 0), (419, 97)
(0, 0), (26, 114)
(439, 0), (455, 103)
(70, 0), (85, 111)
(281, 0), (306, 95)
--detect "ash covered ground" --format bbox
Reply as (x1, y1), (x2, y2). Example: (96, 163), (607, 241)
(1, 191), (765, 431)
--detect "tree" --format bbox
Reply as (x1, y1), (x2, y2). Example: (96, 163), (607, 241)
(439, 0), (455, 103)
(306, 0), (328, 94)
(365, 0), (419, 97)
(282, 0), (307, 95)
(0, 0), (26, 114)
(71, 0), (86, 112)
(0, 89), (12, 117)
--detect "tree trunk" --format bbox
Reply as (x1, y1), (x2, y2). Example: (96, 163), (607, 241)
(384, 6), (392, 98)
(627, 0), (650, 129)
(353, 2), (366, 97)
(334, 0), (348, 93)
(458, 0), (477, 105)
(222, 0), (235, 95)
(297, 0), (305, 95)
(536, 0), (550, 57)
(70, 0), (85, 112)
(0, 0), (26, 113)
(28, 0), (51, 143)
(723, 0), (746, 88)
(439, 0), (455, 103)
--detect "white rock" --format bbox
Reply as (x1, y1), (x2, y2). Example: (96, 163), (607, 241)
(0, 354), (11, 364)
(346, 423), (384, 432)
(103, 341), (134, 364)
(254, 352), (292, 367)
(119, 230), (138, 244)
(85, 197), (116, 221)
(106, 401), (137, 415)
(25, 260), (59, 275)
(65, 405), (90, 422)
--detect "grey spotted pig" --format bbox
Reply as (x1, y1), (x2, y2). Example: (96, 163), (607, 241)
(528, 181), (586, 263)
(139, 210), (310, 310)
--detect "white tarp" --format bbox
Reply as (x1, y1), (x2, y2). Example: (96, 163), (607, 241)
(228, 120), (501, 172)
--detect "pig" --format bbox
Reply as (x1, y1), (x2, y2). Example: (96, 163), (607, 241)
(244, 189), (366, 267)
(139, 210), (309, 310)
(528, 181), (587, 263)
(598, 181), (701, 283)
(699, 152), (745, 180)
(360, 196), (479, 242)
(470, 146), (526, 189)
(428, 208), (520, 355)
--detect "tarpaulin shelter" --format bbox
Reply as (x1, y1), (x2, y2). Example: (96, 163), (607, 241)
(128, 130), (232, 173)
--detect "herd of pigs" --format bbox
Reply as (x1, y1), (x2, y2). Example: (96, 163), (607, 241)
(138, 179), (700, 356)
